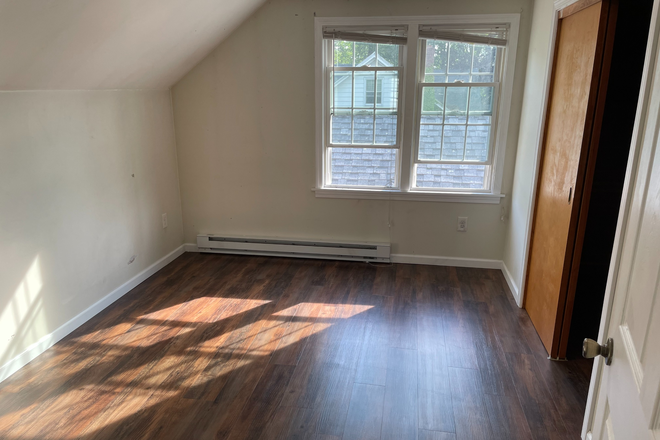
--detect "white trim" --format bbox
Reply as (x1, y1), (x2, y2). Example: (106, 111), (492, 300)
(391, 253), (501, 269)
(491, 14), (520, 194)
(391, 254), (520, 305)
(313, 187), (504, 204)
(501, 260), (522, 307)
(0, 245), (185, 384)
(554, 0), (581, 11)
(184, 242), (200, 252)
(315, 14), (520, 200)
(517, 6), (561, 306)
(315, 14), (522, 27)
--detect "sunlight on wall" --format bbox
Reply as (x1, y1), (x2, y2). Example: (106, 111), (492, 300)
(0, 256), (48, 366)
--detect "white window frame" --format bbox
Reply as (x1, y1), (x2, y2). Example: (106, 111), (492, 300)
(323, 41), (405, 189)
(314, 14), (520, 204)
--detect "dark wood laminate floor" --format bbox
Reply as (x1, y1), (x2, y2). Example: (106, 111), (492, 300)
(0, 253), (593, 440)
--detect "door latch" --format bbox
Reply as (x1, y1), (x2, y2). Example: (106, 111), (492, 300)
(582, 338), (613, 365)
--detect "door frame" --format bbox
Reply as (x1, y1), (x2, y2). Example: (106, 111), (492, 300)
(517, 0), (574, 308)
(581, 0), (660, 437)
(520, 0), (615, 359)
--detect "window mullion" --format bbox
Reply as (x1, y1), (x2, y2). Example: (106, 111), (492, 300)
(440, 85), (448, 161)
(463, 86), (471, 161)
(398, 23), (419, 192)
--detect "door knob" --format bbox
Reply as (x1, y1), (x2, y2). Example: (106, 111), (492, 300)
(582, 338), (613, 365)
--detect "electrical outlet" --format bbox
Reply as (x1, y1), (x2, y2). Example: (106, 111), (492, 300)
(162, 213), (168, 229)
(457, 216), (468, 232)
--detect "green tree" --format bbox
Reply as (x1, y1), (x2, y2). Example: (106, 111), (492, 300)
(334, 41), (399, 66)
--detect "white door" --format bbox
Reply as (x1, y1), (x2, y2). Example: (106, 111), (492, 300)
(583, 1), (660, 439)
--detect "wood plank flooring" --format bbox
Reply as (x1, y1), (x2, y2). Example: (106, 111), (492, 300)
(0, 253), (593, 439)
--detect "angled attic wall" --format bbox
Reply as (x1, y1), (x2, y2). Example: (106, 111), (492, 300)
(171, 0), (533, 260)
(0, 0), (266, 90)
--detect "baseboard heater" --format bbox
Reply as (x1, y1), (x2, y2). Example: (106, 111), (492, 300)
(196, 235), (390, 262)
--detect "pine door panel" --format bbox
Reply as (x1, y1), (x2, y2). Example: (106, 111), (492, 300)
(525, 2), (603, 355)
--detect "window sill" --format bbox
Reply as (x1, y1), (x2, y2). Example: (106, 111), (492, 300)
(312, 187), (504, 204)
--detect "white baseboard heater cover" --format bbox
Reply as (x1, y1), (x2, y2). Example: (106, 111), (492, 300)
(197, 235), (390, 262)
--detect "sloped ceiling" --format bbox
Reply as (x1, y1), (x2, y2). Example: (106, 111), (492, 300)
(0, 0), (266, 90)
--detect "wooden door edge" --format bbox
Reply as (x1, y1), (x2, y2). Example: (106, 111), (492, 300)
(522, 0), (612, 358)
(556, 0), (620, 359)
(521, 21), (563, 355)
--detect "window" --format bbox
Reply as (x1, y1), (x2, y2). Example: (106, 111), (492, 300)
(315, 16), (519, 202)
(414, 34), (502, 191)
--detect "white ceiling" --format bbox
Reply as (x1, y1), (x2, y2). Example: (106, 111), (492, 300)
(0, 0), (265, 90)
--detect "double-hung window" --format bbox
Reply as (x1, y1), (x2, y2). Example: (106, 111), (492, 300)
(323, 26), (406, 189)
(314, 16), (519, 203)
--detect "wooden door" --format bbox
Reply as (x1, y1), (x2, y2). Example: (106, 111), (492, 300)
(525, 0), (610, 357)
(585, 3), (660, 436)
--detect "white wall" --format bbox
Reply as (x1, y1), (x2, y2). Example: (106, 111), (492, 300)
(0, 90), (183, 370)
(172, 0), (533, 260)
(502, 0), (555, 302)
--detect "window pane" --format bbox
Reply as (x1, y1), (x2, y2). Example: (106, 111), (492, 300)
(415, 164), (486, 189)
(419, 124), (443, 160)
(334, 41), (400, 67)
(331, 109), (352, 144)
(448, 42), (472, 74)
(353, 110), (375, 144)
(442, 125), (466, 160)
(355, 42), (377, 66)
(378, 44), (399, 66)
(330, 148), (397, 187)
(366, 79), (375, 105)
(334, 41), (355, 66)
(375, 110), (397, 145)
(472, 44), (496, 74)
(466, 126), (490, 161)
(424, 40), (448, 78)
(354, 71), (375, 108)
(333, 71), (352, 108)
(377, 71), (399, 109)
(468, 87), (494, 124)
(424, 73), (447, 83)
(423, 39), (499, 83)
(472, 74), (494, 83)
(421, 87), (445, 118)
(445, 87), (469, 123)
(447, 74), (470, 83)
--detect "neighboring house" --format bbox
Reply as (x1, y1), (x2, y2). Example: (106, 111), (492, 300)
(329, 52), (487, 189)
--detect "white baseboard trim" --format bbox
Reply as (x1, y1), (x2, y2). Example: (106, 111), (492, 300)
(390, 254), (522, 307)
(500, 261), (522, 308)
(391, 253), (502, 269)
(190, 247), (522, 306)
(0, 244), (185, 384)
(183, 242), (199, 252)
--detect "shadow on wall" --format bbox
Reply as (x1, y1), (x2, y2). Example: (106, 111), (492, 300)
(0, 256), (50, 369)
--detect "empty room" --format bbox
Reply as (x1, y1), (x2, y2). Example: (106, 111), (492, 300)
(1, 0), (659, 439)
